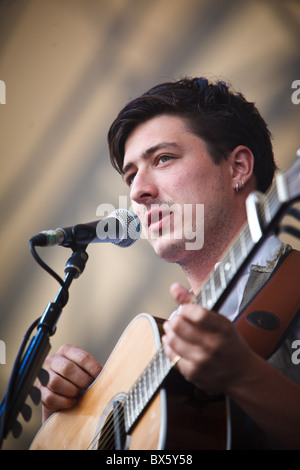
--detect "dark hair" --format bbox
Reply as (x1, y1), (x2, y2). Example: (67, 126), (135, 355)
(108, 77), (276, 192)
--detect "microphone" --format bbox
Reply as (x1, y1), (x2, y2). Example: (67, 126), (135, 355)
(30, 209), (140, 248)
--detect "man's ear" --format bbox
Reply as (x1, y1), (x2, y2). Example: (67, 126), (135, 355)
(230, 145), (254, 191)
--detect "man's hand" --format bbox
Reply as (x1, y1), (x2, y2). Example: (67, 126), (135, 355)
(39, 344), (102, 422)
(162, 282), (253, 394)
(163, 283), (300, 449)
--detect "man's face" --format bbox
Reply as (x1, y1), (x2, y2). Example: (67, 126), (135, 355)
(122, 114), (236, 264)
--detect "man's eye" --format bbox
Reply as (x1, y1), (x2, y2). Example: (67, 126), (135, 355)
(158, 155), (173, 163)
(126, 173), (135, 186)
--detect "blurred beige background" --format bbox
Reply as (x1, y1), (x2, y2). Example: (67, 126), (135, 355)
(0, 0), (299, 450)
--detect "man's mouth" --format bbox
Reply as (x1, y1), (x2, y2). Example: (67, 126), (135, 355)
(147, 208), (172, 233)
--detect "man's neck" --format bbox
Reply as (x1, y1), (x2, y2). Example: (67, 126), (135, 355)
(181, 217), (247, 295)
(180, 250), (221, 295)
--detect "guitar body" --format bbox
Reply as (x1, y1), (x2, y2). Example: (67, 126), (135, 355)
(30, 314), (229, 450)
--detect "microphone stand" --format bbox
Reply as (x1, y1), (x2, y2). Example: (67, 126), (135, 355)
(0, 246), (89, 448)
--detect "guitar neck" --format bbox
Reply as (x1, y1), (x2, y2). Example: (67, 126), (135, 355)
(124, 344), (172, 433)
(193, 178), (285, 311)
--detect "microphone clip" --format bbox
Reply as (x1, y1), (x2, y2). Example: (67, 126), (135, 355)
(64, 249), (89, 279)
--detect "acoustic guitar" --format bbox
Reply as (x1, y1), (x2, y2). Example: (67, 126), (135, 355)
(30, 153), (300, 450)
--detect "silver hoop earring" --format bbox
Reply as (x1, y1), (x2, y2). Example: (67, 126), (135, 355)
(235, 180), (244, 193)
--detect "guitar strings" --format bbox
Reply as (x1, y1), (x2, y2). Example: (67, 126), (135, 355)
(86, 343), (169, 450)
(86, 343), (170, 450)
(192, 181), (284, 307)
(89, 400), (125, 450)
(87, 174), (297, 449)
(192, 221), (253, 308)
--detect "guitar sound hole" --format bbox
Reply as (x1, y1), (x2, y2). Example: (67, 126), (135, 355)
(97, 397), (127, 450)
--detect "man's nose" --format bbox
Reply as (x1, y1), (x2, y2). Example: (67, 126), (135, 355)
(130, 170), (159, 205)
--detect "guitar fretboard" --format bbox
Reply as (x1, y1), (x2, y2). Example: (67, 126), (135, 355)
(193, 179), (284, 311)
(195, 223), (254, 311)
(124, 345), (172, 432)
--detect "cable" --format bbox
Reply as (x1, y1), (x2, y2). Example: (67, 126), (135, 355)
(29, 241), (69, 306)
(0, 317), (41, 447)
